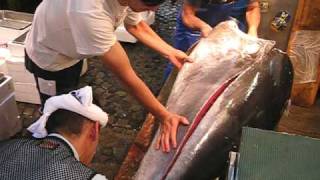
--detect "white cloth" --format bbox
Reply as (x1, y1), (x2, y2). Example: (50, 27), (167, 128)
(92, 174), (108, 180)
(48, 133), (108, 180)
(28, 86), (108, 138)
(25, 0), (142, 71)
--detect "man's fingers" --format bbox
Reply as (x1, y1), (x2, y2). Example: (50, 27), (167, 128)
(155, 134), (161, 150)
(170, 122), (178, 149)
(161, 134), (164, 152)
(180, 117), (190, 125)
(161, 134), (166, 152)
(184, 56), (194, 63)
(164, 132), (170, 152)
(202, 32), (209, 38)
(172, 60), (182, 69)
(154, 115), (189, 152)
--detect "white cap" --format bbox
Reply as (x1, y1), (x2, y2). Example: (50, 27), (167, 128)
(28, 86), (108, 138)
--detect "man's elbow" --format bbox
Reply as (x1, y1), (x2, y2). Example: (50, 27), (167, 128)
(125, 21), (146, 34)
(124, 23), (137, 34)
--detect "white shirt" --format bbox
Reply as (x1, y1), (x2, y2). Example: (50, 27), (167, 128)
(48, 133), (108, 180)
(25, 0), (142, 71)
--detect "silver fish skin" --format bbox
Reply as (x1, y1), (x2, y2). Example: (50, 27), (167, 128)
(165, 50), (293, 180)
(134, 20), (276, 180)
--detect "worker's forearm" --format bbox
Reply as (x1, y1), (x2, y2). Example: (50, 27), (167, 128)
(182, 3), (210, 31)
(101, 42), (169, 120)
(126, 21), (176, 58)
(120, 69), (170, 119)
(246, 1), (261, 35)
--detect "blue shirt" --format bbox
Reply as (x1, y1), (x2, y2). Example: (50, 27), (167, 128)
(174, 0), (250, 51)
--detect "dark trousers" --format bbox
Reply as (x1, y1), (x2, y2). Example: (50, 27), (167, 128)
(24, 50), (83, 108)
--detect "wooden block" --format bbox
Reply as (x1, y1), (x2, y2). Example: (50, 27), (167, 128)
(114, 144), (144, 180)
(291, 82), (319, 107)
(295, 0), (320, 30)
(288, 0), (320, 107)
(291, 63), (320, 107)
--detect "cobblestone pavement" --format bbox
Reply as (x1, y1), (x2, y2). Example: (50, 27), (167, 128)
(17, 1), (181, 179)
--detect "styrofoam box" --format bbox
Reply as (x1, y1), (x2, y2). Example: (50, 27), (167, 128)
(7, 41), (25, 57)
(14, 82), (40, 104)
(0, 75), (14, 103)
(0, 27), (29, 44)
(0, 59), (8, 74)
(115, 11), (155, 43)
(0, 76), (20, 140)
(6, 56), (36, 84)
(0, 92), (21, 140)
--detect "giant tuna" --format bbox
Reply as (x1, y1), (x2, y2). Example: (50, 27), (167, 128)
(134, 20), (293, 180)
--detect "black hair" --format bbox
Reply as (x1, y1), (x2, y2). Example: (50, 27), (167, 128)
(46, 109), (87, 136)
(142, 0), (165, 6)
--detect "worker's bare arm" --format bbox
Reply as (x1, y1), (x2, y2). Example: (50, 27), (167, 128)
(125, 21), (192, 69)
(100, 42), (189, 152)
(181, 1), (212, 37)
(246, 0), (261, 37)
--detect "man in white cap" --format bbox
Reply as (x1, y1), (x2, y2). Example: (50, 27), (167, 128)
(25, 0), (191, 153)
(0, 86), (109, 180)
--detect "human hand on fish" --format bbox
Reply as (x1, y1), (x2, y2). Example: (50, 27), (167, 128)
(165, 49), (193, 69)
(156, 112), (190, 152)
(248, 27), (258, 37)
(200, 24), (212, 37)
